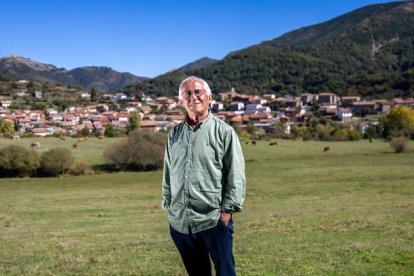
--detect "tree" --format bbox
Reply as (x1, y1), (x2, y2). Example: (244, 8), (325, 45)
(80, 126), (90, 137)
(104, 124), (115, 137)
(104, 129), (165, 171)
(127, 112), (141, 134)
(90, 87), (97, 102)
(380, 106), (414, 139)
(0, 118), (14, 134)
(40, 148), (74, 176)
(0, 145), (40, 177)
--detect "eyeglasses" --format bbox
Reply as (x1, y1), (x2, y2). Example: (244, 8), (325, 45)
(182, 89), (207, 99)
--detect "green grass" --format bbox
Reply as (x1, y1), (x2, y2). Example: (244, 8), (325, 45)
(0, 137), (123, 166)
(0, 139), (413, 275)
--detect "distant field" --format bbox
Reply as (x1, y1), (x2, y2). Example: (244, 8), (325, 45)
(0, 137), (124, 166)
(0, 140), (413, 275)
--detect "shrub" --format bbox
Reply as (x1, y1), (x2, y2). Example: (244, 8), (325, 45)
(40, 148), (75, 176)
(390, 137), (408, 153)
(71, 161), (94, 176)
(104, 129), (165, 171)
(0, 145), (40, 177)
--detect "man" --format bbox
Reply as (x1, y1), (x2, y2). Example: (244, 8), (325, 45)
(162, 76), (246, 276)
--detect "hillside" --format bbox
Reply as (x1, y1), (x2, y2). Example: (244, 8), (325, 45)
(132, 1), (414, 99)
(0, 56), (148, 92)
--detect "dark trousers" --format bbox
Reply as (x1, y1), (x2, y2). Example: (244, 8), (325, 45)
(170, 220), (235, 276)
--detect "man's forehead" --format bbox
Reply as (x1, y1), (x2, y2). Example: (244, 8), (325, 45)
(182, 79), (204, 90)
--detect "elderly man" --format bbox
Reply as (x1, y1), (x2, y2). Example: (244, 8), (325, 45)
(162, 76), (246, 276)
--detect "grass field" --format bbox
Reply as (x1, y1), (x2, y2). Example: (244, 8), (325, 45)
(0, 137), (123, 167)
(0, 139), (413, 275)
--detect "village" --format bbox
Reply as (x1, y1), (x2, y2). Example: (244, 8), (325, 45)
(0, 84), (413, 138)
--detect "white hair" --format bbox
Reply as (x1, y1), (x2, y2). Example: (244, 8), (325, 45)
(178, 76), (212, 100)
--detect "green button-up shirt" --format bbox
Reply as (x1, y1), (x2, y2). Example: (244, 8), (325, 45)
(162, 112), (246, 234)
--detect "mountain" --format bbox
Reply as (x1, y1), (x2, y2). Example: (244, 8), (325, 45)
(0, 55), (148, 92)
(132, 1), (414, 99)
(178, 57), (219, 72)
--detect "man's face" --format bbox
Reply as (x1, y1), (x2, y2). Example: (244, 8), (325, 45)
(180, 79), (211, 115)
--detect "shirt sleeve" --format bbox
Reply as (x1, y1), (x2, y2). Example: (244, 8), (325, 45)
(221, 128), (246, 213)
(161, 134), (171, 209)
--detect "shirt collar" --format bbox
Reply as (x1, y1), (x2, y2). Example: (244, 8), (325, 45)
(184, 111), (212, 130)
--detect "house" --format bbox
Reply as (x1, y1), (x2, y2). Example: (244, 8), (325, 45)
(262, 94), (276, 100)
(300, 93), (316, 106)
(31, 127), (54, 137)
(96, 104), (109, 113)
(16, 91), (28, 97)
(46, 108), (58, 115)
(114, 93), (128, 101)
(249, 112), (270, 123)
(341, 96), (361, 107)
(351, 101), (377, 114)
(34, 91), (43, 99)
(128, 102), (142, 108)
(269, 97), (302, 111)
(393, 98), (414, 107)
(101, 94), (113, 100)
(85, 105), (98, 113)
(257, 106), (271, 113)
(249, 98), (267, 105)
(49, 114), (64, 122)
(125, 107), (138, 113)
(228, 102), (245, 112)
(318, 92), (339, 105)
(156, 97), (177, 110)
(337, 108), (353, 122)
(1, 100), (12, 108)
(246, 104), (262, 111)
(375, 100), (392, 113)
(65, 106), (76, 113)
(81, 92), (91, 99)
(211, 101), (224, 112)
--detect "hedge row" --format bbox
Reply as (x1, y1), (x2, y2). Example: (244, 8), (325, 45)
(0, 146), (88, 177)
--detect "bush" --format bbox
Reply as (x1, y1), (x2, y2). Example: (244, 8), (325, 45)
(40, 148), (75, 176)
(390, 137), (409, 153)
(0, 145), (40, 177)
(104, 129), (166, 171)
(71, 161), (94, 176)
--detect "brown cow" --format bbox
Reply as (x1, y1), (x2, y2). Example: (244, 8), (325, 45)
(31, 141), (40, 148)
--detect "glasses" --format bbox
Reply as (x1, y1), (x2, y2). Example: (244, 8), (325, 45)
(182, 89), (207, 99)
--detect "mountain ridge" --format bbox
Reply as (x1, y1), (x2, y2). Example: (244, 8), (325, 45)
(132, 1), (414, 99)
(0, 55), (148, 92)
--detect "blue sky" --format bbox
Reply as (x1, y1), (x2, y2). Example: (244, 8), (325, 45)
(0, 0), (400, 78)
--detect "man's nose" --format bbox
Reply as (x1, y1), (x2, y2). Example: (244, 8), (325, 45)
(190, 92), (198, 100)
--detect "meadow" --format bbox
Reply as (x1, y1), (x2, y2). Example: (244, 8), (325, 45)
(0, 138), (413, 275)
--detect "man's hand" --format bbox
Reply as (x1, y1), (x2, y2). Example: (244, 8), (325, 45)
(220, 212), (232, 226)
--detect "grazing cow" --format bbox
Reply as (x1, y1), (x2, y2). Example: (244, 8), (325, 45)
(59, 136), (66, 141)
(269, 141), (278, 146)
(252, 141), (257, 145)
(245, 141), (249, 145)
(11, 135), (20, 140)
(31, 141), (40, 148)
(323, 147), (330, 152)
